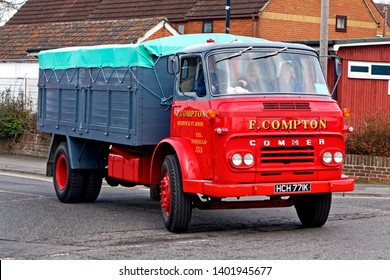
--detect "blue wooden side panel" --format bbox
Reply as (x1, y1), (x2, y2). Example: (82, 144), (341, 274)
(37, 57), (173, 146)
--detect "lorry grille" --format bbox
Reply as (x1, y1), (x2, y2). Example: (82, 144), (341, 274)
(263, 102), (311, 110)
(260, 146), (315, 164)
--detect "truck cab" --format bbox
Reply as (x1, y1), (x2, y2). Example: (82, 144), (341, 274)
(155, 41), (353, 231)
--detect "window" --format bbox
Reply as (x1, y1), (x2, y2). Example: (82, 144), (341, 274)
(203, 21), (213, 33)
(177, 24), (185, 34)
(207, 51), (329, 96)
(336, 15), (347, 32)
(180, 56), (199, 92)
(179, 56), (206, 97)
(348, 61), (390, 80)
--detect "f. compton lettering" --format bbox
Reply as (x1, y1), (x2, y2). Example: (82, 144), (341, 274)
(249, 119), (327, 131)
(176, 110), (207, 118)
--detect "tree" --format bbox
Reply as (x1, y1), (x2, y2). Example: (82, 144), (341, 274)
(0, 0), (26, 24)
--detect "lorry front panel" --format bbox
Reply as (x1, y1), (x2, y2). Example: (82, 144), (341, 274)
(173, 45), (354, 198)
(199, 97), (353, 197)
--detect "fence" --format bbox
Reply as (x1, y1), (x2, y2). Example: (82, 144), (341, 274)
(0, 77), (38, 111)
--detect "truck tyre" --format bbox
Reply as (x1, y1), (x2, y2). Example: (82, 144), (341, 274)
(149, 184), (161, 201)
(294, 193), (332, 227)
(53, 142), (85, 203)
(82, 172), (103, 202)
(160, 154), (192, 233)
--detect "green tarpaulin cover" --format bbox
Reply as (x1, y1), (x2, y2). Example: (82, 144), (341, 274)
(38, 33), (264, 70)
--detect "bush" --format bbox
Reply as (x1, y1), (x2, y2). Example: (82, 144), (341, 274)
(0, 89), (35, 139)
(346, 114), (390, 157)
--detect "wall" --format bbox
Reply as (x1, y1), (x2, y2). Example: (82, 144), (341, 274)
(344, 154), (390, 183)
(263, 0), (381, 41)
(0, 133), (50, 158)
(178, 18), (256, 37)
(260, 0), (382, 41)
(175, 0), (384, 41)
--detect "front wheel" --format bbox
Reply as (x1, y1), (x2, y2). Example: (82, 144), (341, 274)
(160, 154), (192, 233)
(294, 193), (332, 227)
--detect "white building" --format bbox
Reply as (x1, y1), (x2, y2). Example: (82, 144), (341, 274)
(0, 59), (38, 110)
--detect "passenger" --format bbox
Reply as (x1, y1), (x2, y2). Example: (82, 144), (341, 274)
(277, 61), (304, 92)
(239, 62), (269, 92)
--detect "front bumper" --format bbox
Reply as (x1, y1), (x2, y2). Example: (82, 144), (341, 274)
(184, 175), (354, 197)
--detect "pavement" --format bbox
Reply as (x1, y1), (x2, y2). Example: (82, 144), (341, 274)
(0, 154), (389, 196)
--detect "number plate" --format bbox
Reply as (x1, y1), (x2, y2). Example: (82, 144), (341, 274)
(274, 183), (311, 193)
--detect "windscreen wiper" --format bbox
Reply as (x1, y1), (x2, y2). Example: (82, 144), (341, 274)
(215, 46), (253, 63)
(252, 47), (288, 60)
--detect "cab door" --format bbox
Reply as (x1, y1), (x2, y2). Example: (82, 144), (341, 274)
(171, 55), (213, 179)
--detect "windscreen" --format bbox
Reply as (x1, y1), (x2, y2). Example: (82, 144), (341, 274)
(207, 48), (329, 96)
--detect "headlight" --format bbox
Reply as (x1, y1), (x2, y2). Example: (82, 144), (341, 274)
(232, 154), (243, 166)
(322, 152), (332, 164)
(333, 152), (344, 163)
(243, 153), (254, 166)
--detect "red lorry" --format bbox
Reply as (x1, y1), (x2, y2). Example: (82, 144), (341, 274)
(38, 34), (354, 232)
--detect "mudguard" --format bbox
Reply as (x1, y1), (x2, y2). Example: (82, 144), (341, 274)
(151, 137), (203, 193)
(47, 134), (107, 175)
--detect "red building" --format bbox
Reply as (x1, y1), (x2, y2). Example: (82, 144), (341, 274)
(299, 38), (390, 131)
(330, 38), (390, 128)
(300, 38), (390, 127)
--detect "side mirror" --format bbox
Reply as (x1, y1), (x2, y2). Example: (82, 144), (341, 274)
(167, 55), (179, 75)
(334, 57), (341, 78)
(331, 56), (342, 98)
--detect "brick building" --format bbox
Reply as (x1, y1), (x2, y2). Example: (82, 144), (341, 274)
(6, 0), (389, 41)
(181, 0), (388, 40)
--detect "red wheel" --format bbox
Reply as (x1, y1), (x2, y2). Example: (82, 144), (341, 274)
(160, 171), (171, 217)
(55, 154), (68, 191)
(160, 154), (192, 233)
(53, 142), (84, 203)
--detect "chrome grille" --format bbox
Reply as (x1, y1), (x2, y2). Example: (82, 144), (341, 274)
(260, 146), (315, 164)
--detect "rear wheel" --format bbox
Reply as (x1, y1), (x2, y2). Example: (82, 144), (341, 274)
(294, 193), (332, 227)
(82, 172), (103, 202)
(53, 142), (85, 203)
(160, 154), (192, 233)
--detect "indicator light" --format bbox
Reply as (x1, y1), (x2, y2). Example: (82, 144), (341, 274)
(342, 108), (351, 118)
(207, 109), (218, 118)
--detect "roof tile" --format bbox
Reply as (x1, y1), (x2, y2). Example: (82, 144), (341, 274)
(6, 0), (267, 25)
(0, 17), (167, 59)
(7, 0), (102, 25)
